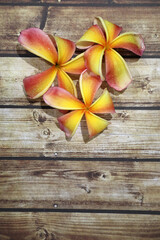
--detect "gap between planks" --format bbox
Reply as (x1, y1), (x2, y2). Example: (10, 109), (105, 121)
(0, 0), (160, 7)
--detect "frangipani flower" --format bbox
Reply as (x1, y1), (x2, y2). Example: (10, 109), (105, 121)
(18, 28), (86, 98)
(43, 70), (115, 138)
(76, 17), (145, 91)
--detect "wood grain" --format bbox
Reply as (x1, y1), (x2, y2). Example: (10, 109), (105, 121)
(0, 212), (160, 240)
(0, 6), (159, 56)
(0, 160), (160, 210)
(0, 6), (44, 54)
(0, 108), (160, 158)
(0, 1), (159, 239)
(0, 57), (160, 107)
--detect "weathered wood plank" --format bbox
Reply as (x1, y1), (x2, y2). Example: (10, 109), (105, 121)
(0, 212), (160, 240)
(0, 57), (160, 107)
(0, 6), (44, 54)
(0, 6), (159, 56)
(0, 160), (160, 210)
(0, 108), (160, 158)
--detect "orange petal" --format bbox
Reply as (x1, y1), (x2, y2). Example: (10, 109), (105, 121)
(110, 32), (145, 56)
(54, 36), (75, 65)
(85, 45), (105, 80)
(76, 25), (106, 49)
(57, 69), (77, 97)
(43, 87), (85, 110)
(80, 70), (102, 107)
(85, 111), (109, 138)
(18, 28), (58, 64)
(94, 16), (122, 43)
(90, 89), (115, 114)
(23, 66), (57, 99)
(61, 53), (86, 74)
(58, 110), (85, 138)
(105, 49), (132, 91)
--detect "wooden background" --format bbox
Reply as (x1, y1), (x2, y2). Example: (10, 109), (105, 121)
(0, 0), (160, 239)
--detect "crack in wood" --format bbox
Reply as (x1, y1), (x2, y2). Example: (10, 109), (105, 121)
(40, 6), (48, 30)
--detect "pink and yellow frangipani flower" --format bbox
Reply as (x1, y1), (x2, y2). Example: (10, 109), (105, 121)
(18, 28), (86, 99)
(43, 70), (115, 138)
(76, 17), (145, 91)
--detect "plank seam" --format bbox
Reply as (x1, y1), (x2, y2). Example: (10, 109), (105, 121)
(1, 53), (160, 58)
(0, 208), (160, 215)
(0, 157), (160, 162)
(109, 1), (160, 7)
(0, 3), (109, 7)
(0, 2), (160, 7)
(0, 105), (160, 110)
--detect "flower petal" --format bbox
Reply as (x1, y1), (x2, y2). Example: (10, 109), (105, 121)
(76, 25), (106, 49)
(18, 28), (58, 64)
(54, 36), (75, 65)
(61, 53), (86, 74)
(90, 89), (115, 114)
(23, 66), (57, 99)
(58, 110), (85, 138)
(85, 111), (109, 138)
(85, 45), (105, 80)
(110, 32), (145, 56)
(80, 70), (102, 107)
(57, 69), (77, 97)
(94, 16), (122, 43)
(43, 87), (85, 110)
(105, 48), (132, 91)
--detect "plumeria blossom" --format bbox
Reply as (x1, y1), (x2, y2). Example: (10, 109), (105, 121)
(18, 28), (86, 98)
(76, 16), (145, 91)
(43, 70), (115, 138)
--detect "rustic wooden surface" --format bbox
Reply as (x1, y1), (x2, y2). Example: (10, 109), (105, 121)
(0, 0), (160, 239)
(0, 212), (160, 240)
(1, 160), (160, 210)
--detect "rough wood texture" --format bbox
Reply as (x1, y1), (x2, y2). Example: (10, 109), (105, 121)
(0, 6), (159, 56)
(0, 1), (160, 239)
(0, 212), (160, 240)
(0, 57), (160, 107)
(0, 160), (160, 210)
(0, 108), (160, 158)
(0, 6), (44, 54)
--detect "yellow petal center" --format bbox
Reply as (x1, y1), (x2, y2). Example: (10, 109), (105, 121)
(55, 63), (60, 68)
(105, 43), (111, 51)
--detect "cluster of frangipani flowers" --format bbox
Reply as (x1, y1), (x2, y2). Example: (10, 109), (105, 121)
(18, 16), (145, 138)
